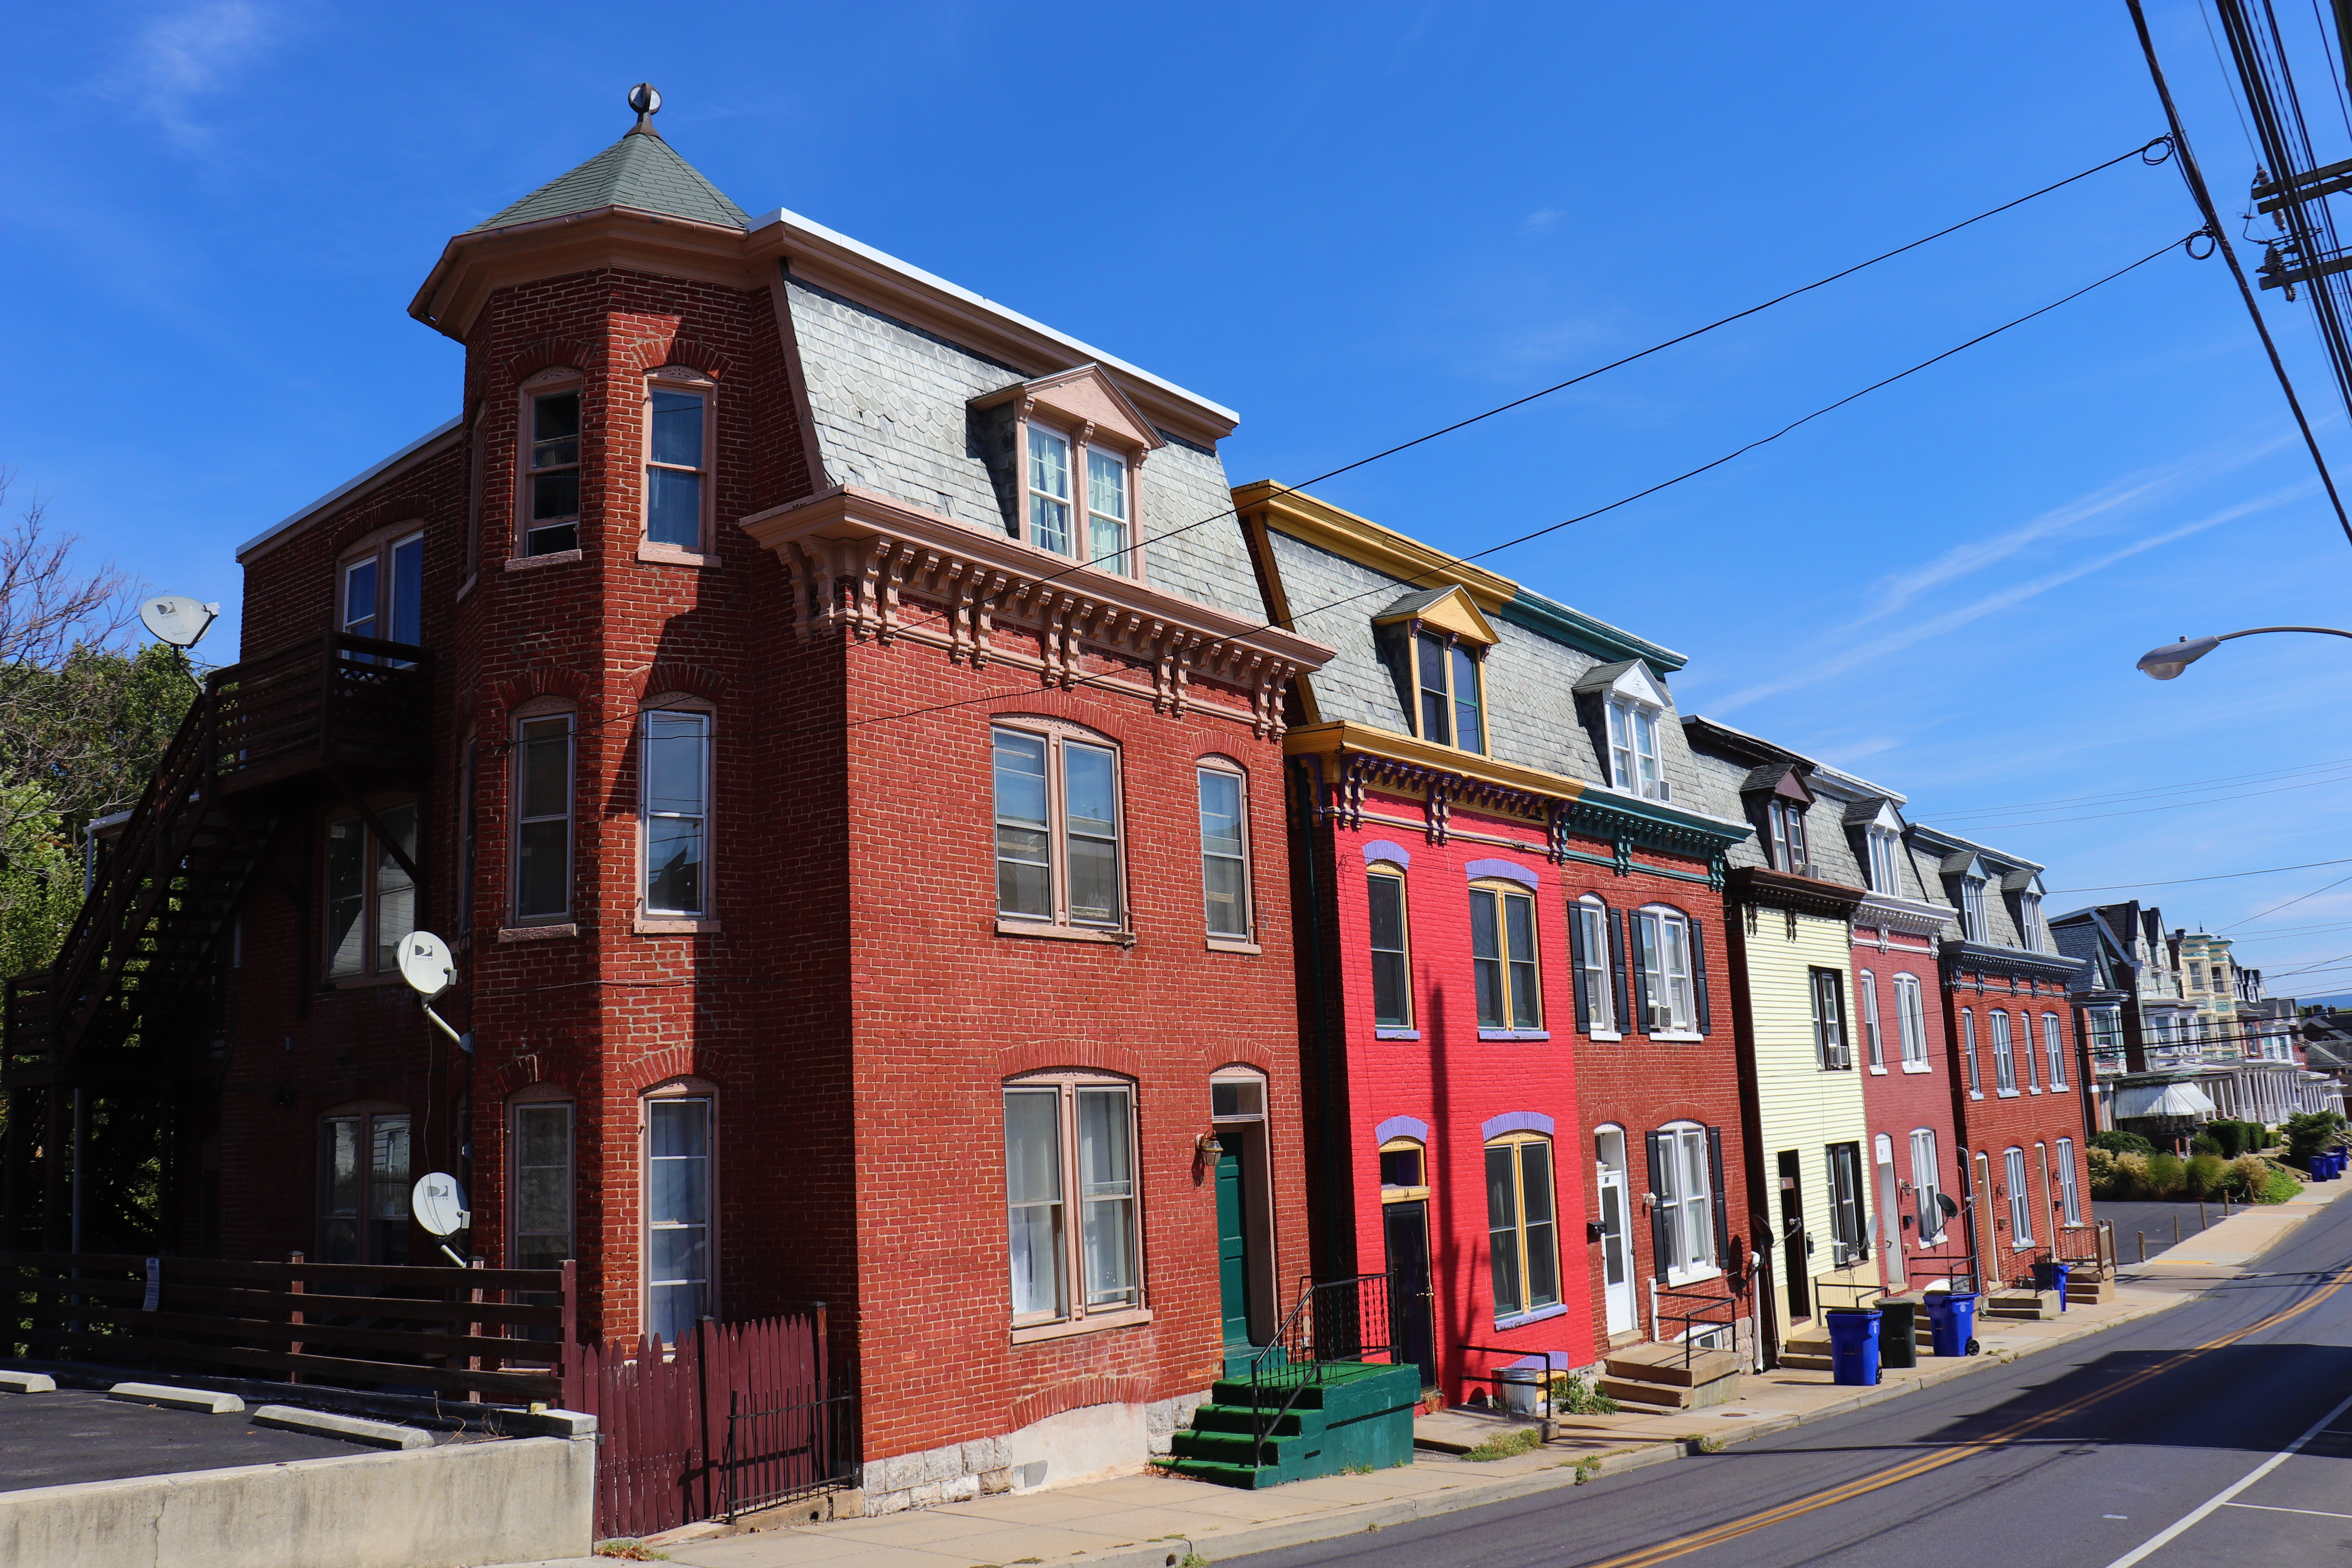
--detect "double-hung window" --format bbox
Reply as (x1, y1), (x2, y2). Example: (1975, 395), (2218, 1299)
(325, 802), (419, 980)
(1826, 1141), (1868, 1267)
(1895, 974), (1928, 1067)
(1867, 828), (1902, 893)
(2019, 893), (2045, 949)
(1606, 696), (1664, 800)
(644, 373), (710, 551)
(1484, 1133), (1559, 1320)
(646, 1093), (713, 1346)
(1768, 799), (1810, 875)
(1991, 1011), (2018, 1093)
(510, 1098), (572, 1338)
(2056, 1138), (2082, 1225)
(1811, 967), (1850, 1069)
(513, 712), (574, 924)
(1027, 427), (1072, 554)
(1367, 867), (1411, 1027)
(2004, 1146), (2034, 1246)
(341, 531), (424, 651)
(1634, 906), (1694, 1031)
(993, 724), (1123, 930)
(1087, 446), (1130, 571)
(1961, 1007), (1981, 1093)
(321, 1111), (410, 1265)
(1004, 1074), (1141, 1332)
(1198, 766), (1250, 940)
(641, 709), (711, 918)
(2042, 1013), (2067, 1089)
(1909, 1129), (1944, 1244)
(1653, 1124), (1716, 1279)
(524, 381), (581, 557)
(1470, 882), (1541, 1030)
(1574, 898), (1615, 1034)
(1025, 427), (1140, 574)
(1414, 632), (1485, 753)
(1858, 970), (1884, 1069)
(1960, 877), (1988, 942)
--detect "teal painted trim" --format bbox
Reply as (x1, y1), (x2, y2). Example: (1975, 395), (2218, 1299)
(1497, 590), (1686, 674)
(1552, 845), (1713, 885)
(1561, 791), (1752, 862)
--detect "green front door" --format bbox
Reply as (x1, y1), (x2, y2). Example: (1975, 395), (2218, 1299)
(1217, 1145), (1252, 1373)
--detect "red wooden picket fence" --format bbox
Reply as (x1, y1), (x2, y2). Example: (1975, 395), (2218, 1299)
(568, 1308), (857, 1540)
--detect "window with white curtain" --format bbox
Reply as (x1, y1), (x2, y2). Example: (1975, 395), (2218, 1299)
(1858, 971), (1883, 1069)
(1991, 1010), (2017, 1093)
(1895, 974), (1929, 1067)
(2004, 1146), (2034, 1247)
(2043, 1013), (2068, 1089)
(1004, 1074), (1140, 1332)
(1910, 1129), (1944, 1244)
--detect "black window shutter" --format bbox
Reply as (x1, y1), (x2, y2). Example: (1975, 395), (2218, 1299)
(1690, 917), (1711, 1035)
(1645, 1130), (1672, 1279)
(1707, 1126), (1730, 1272)
(1627, 912), (1650, 1034)
(1608, 909), (1632, 1031)
(1568, 902), (1591, 1036)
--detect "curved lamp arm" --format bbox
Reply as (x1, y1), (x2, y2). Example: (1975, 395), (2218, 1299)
(2136, 625), (2352, 679)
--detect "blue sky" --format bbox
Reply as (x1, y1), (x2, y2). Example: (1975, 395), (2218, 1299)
(11, 2), (2352, 995)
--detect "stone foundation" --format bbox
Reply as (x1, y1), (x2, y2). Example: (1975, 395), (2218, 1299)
(860, 1392), (1209, 1515)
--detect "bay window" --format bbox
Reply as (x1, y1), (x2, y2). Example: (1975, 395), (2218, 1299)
(993, 724), (1123, 931)
(512, 711), (574, 924)
(644, 372), (711, 552)
(1004, 1074), (1142, 1332)
(523, 379), (581, 557)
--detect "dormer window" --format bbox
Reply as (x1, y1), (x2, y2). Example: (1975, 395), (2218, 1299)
(2018, 891), (2045, 950)
(1866, 825), (1902, 894)
(524, 375), (582, 557)
(1606, 697), (1663, 799)
(975, 365), (1161, 578)
(1417, 633), (1485, 753)
(1087, 446), (1130, 572)
(1027, 426), (1072, 553)
(1960, 876), (1987, 942)
(1768, 799), (1810, 877)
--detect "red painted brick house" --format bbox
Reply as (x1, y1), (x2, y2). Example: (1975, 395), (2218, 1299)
(4, 93), (1333, 1504)
(1236, 485), (1757, 1400)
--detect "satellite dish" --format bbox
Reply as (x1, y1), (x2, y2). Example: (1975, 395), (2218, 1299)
(395, 930), (456, 998)
(412, 1172), (470, 1237)
(1936, 1192), (1961, 1218)
(139, 596), (220, 649)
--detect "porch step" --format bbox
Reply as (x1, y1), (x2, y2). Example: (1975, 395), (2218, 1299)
(1984, 1290), (2060, 1321)
(1596, 1370), (1742, 1410)
(2067, 1277), (2114, 1305)
(1602, 1343), (1742, 1388)
(1167, 1363), (1419, 1489)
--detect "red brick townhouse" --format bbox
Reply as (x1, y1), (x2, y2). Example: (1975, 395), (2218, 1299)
(1907, 826), (2097, 1289)
(2, 94), (1335, 1503)
(1235, 484), (1757, 1399)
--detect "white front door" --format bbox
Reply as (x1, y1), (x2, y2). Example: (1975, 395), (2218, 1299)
(1874, 1134), (1903, 1290)
(1597, 1134), (1636, 1335)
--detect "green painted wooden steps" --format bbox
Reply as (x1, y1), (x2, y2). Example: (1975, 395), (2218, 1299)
(1164, 1362), (1420, 1489)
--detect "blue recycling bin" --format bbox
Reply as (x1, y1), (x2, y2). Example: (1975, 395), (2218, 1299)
(2034, 1259), (2073, 1309)
(1825, 1307), (1882, 1387)
(1926, 1291), (1979, 1357)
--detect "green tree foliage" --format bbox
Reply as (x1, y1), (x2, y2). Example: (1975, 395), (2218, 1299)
(2092, 1129), (2155, 1157)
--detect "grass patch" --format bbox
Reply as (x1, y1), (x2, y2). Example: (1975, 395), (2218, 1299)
(1682, 1434), (1725, 1455)
(1570, 1455), (1604, 1484)
(1463, 1427), (1545, 1462)
(594, 1544), (671, 1563)
(1546, 1372), (1621, 1416)
(1180, 1554), (1212, 1567)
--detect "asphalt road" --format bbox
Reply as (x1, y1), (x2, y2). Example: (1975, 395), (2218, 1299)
(1227, 1200), (2352, 1568)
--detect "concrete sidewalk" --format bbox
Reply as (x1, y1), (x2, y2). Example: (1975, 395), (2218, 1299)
(501, 1175), (2348, 1568)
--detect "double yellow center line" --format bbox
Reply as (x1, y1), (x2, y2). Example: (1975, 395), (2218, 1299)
(1579, 1263), (2352, 1568)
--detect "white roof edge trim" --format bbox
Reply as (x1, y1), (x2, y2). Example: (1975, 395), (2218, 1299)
(237, 416), (464, 563)
(750, 205), (1240, 428)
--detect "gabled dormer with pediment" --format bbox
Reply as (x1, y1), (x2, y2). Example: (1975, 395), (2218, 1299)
(969, 365), (1166, 579)
(1370, 584), (1499, 756)
(1572, 659), (1676, 805)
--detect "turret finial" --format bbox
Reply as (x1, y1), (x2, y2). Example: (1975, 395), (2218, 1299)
(626, 83), (662, 138)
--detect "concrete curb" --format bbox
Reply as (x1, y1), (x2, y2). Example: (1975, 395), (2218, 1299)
(250, 1403), (436, 1450)
(0, 1372), (56, 1394)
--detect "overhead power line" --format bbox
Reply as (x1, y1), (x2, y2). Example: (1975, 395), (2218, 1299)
(848, 232), (2195, 732)
(1931, 751), (2352, 816)
(2224, 870), (2352, 928)
(2042, 854), (2352, 893)
(1931, 766), (2352, 829)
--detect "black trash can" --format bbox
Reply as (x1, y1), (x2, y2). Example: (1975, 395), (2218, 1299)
(1878, 1298), (1918, 1370)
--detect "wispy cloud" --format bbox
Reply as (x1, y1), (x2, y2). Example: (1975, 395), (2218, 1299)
(106, 1), (276, 150)
(1852, 433), (2296, 626)
(1520, 209), (1566, 236)
(1709, 485), (2308, 714)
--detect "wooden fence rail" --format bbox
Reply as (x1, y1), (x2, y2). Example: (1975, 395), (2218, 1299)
(0, 1251), (576, 1405)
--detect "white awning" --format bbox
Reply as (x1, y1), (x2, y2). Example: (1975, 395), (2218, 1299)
(2112, 1082), (2219, 1119)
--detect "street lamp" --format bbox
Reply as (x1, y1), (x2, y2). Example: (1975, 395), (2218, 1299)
(2135, 625), (2352, 679)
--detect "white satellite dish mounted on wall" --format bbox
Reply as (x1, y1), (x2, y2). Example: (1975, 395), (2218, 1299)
(138, 596), (220, 649)
(412, 1172), (471, 1238)
(396, 931), (456, 998)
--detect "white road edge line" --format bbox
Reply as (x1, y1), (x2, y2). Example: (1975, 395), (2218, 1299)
(2102, 1388), (2352, 1567)
(2220, 1501), (2352, 1521)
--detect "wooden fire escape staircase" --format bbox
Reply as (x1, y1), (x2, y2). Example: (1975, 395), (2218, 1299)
(2, 633), (432, 1098)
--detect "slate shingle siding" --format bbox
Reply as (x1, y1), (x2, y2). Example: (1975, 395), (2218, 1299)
(784, 278), (1261, 620)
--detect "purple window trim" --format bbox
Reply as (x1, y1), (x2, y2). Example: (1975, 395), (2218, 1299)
(1374, 1027), (1423, 1041)
(1376, 1116), (1431, 1145)
(1464, 857), (1539, 889)
(1482, 1111), (1555, 1140)
(1361, 839), (1414, 869)
(1493, 1301), (1571, 1331)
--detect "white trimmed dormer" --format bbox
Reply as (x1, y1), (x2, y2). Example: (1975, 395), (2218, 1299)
(1573, 659), (1673, 803)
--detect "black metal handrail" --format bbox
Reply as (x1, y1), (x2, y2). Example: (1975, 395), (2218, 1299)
(1653, 1271), (1745, 1367)
(1246, 1273), (1392, 1468)
(720, 1361), (861, 1523)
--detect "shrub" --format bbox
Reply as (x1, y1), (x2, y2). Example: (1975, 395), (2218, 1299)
(2262, 1167), (2305, 1204)
(2093, 1130), (2156, 1157)
(2109, 1151), (2151, 1200)
(2231, 1154), (2272, 1200)
(1548, 1373), (1620, 1416)
(2086, 1146), (2121, 1197)
(2190, 1131), (2222, 1158)
(2185, 1152), (2229, 1198)
(2145, 1152), (2186, 1199)
(2285, 1111), (2346, 1165)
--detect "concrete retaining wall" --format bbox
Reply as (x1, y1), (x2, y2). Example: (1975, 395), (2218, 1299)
(0, 1433), (594, 1568)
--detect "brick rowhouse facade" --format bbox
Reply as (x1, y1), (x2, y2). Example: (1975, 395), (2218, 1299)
(120, 102), (1337, 1500)
(1240, 485), (1757, 1400)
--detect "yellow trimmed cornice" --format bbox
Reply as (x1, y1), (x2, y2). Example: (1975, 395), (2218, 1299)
(1285, 720), (1586, 806)
(1233, 481), (1518, 615)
